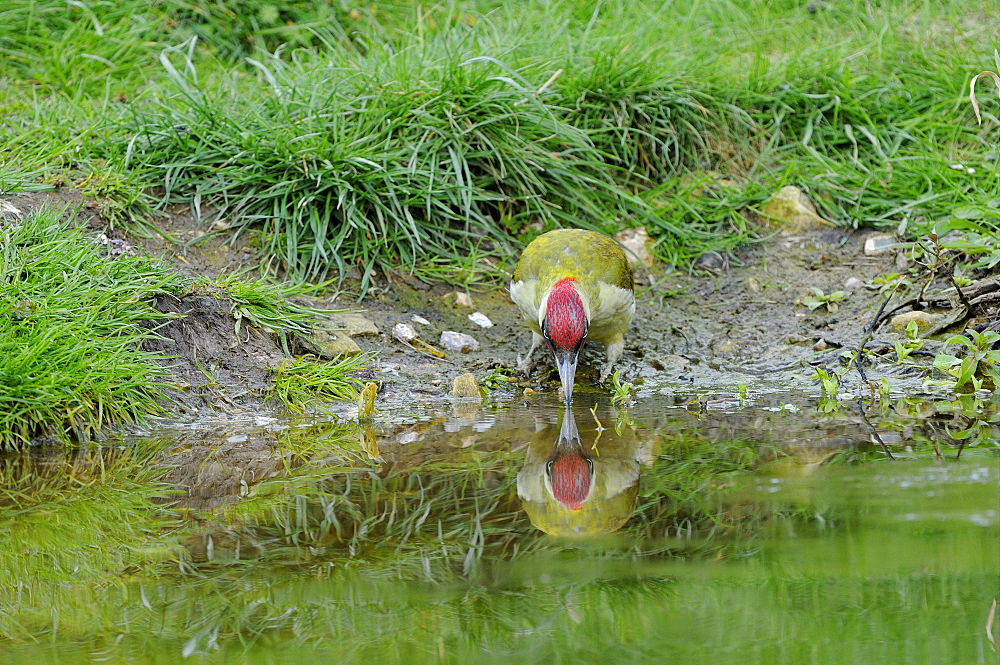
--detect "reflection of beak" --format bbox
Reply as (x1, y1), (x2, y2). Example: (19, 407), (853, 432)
(553, 347), (580, 405)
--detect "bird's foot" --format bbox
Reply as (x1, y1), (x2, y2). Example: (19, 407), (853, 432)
(516, 354), (535, 377)
(598, 364), (614, 384)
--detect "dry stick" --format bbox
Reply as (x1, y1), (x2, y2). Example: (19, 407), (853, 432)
(856, 400), (895, 461)
(854, 283), (901, 383)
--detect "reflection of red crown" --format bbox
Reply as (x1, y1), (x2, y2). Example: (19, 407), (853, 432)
(551, 454), (591, 510)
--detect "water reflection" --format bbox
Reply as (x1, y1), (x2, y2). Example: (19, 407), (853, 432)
(517, 403), (654, 537)
(1, 395), (997, 663)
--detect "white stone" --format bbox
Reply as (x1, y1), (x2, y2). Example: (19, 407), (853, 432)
(468, 312), (493, 328)
(392, 323), (418, 343)
(864, 234), (896, 256)
(440, 331), (480, 353)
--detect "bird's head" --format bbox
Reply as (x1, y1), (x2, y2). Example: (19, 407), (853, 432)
(541, 278), (588, 404)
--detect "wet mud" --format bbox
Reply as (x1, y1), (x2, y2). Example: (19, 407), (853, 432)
(4, 188), (994, 411)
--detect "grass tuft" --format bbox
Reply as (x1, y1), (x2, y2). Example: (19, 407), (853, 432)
(271, 354), (372, 410)
(212, 273), (330, 353)
(0, 208), (186, 448)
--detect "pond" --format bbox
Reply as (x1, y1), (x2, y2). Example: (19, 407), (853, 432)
(1, 390), (998, 664)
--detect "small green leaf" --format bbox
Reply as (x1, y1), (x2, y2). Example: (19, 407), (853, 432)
(933, 354), (962, 374)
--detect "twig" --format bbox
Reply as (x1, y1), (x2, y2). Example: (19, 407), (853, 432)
(855, 284), (901, 382)
(856, 400), (895, 461)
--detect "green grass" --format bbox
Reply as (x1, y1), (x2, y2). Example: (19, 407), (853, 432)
(0, 208), (186, 448)
(0, 444), (178, 642)
(271, 353), (372, 410)
(212, 273), (331, 352)
(5, 0), (997, 286)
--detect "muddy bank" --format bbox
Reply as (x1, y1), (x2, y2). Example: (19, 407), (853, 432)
(2, 188), (995, 413)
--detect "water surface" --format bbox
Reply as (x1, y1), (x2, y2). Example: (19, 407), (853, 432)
(2, 391), (997, 664)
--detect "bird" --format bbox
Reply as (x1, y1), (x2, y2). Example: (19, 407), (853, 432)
(517, 402), (643, 536)
(510, 228), (635, 404)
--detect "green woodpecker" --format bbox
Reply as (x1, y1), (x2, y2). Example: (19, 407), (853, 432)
(510, 229), (635, 403)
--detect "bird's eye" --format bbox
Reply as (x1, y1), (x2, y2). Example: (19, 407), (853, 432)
(574, 320), (589, 353)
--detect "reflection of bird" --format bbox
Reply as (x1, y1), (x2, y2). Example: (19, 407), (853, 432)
(510, 229), (635, 404)
(517, 403), (644, 537)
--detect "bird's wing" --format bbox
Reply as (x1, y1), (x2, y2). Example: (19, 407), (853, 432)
(589, 280), (635, 337)
(509, 278), (541, 329)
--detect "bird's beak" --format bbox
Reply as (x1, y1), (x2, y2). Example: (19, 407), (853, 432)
(553, 347), (580, 405)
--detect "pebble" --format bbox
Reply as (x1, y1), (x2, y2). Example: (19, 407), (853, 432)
(440, 331), (479, 352)
(467, 312), (493, 328)
(411, 315), (430, 325)
(864, 234), (897, 256)
(615, 227), (656, 268)
(693, 251), (726, 273)
(301, 329), (362, 357)
(889, 310), (941, 331)
(392, 323), (418, 343)
(450, 373), (481, 397)
(760, 185), (831, 232)
(444, 292), (474, 307)
(844, 276), (865, 290)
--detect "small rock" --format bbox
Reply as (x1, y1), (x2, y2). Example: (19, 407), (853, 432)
(411, 314), (431, 325)
(444, 292), (474, 307)
(844, 277), (864, 290)
(0, 199), (23, 222)
(814, 338), (829, 351)
(864, 234), (896, 256)
(760, 186), (831, 232)
(615, 227), (656, 269)
(746, 276), (761, 293)
(889, 310), (942, 332)
(450, 373), (481, 398)
(392, 323), (418, 343)
(440, 331), (480, 353)
(693, 251), (726, 273)
(324, 311), (380, 337)
(467, 312), (493, 328)
(300, 329), (362, 357)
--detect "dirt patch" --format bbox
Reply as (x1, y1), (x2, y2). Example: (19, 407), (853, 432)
(3, 188), (996, 410)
